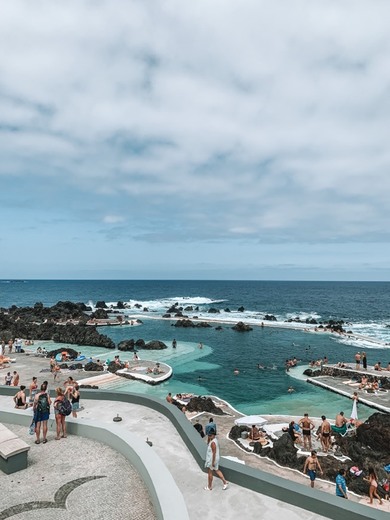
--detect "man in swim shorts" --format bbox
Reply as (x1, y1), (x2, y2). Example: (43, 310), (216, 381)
(299, 413), (315, 450)
(320, 415), (331, 453)
(304, 451), (323, 488)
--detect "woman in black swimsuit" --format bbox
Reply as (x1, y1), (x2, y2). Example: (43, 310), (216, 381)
(14, 385), (28, 409)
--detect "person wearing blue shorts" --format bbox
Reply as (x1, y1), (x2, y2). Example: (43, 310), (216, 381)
(304, 450), (323, 488)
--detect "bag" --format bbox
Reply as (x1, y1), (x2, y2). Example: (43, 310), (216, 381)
(57, 397), (72, 416)
(28, 419), (35, 435)
(37, 393), (50, 414)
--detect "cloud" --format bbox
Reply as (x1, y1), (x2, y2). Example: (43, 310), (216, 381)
(0, 0), (390, 277)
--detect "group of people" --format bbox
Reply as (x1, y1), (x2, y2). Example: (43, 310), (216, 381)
(4, 370), (19, 386)
(11, 374), (81, 444)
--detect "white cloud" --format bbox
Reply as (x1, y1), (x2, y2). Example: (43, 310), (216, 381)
(1, 0), (390, 255)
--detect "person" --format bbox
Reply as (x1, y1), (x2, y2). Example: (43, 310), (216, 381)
(204, 429), (228, 491)
(193, 419), (205, 438)
(13, 385), (28, 409)
(29, 376), (38, 406)
(288, 386), (295, 393)
(249, 425), (261, 441)
(133, 351), (139, 362)
(320, 415), (331, 453)
(63, 376), (75, 389)
(54, 387), (67, 440)
(374, 362), (382, 371)
(355, 352), (361, 370)
(71, 384), (80, 418)
(362, 351), (367, 370)
(335, 411), (348, 428)
(166, 392), (173, 404)
(49, 355), (56, 373)
(359, 375), (368, 389)
(12, 371), (19, 386)
(205, 417), (217, 436)
(233, 368), (240, 375)
(288, 421), (301, 444)
(33, 382), (51, 444)
(303, 450), (323, 488)
(299, 413), (315, 450)
(172, 339), (177, 349)
(4, 371), (13, 385)
(335, 469), (348, 499)
(364, 467), (383, 505)
(198, 342), (203, 349)
(53, 364), (60, 381)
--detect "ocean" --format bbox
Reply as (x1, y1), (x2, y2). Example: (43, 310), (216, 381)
(2, 280), (390, 419)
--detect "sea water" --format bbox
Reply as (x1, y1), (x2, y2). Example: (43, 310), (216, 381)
(2, 280), (390, 419)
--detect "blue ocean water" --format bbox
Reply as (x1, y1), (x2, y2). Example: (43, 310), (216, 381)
(2, 280), (390, 419)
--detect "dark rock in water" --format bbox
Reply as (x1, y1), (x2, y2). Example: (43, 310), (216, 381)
(215, 326), (223, 330)
(143, 340), (168, 350)
(208, 308), (220, 314)
(84, 361), (103, 372)
(186, 396), (224, 415)
(174, 319), (212, 328)
(135, 338), (145, 348)
(118, 339), (135, 351)
(303, 369), (321, 377)
(47, 347), (79, 359)
(134, 303), (142, 309)
(237, 306), (245, 312)
(90, 308), (109, 319)
(84, 362), (104, 372)
(224, 308), (231, 312)
(232, 321), (253, 332)
(116, 301), (125, 309)
(143, 307), (149, 312)
(162, 314), (171, 318)
(264, 314), (277, 321)
(174, 312), (184, 317)
(107, 361), (125, 373)
(95, 301), (107, 308)
(184, 306), (193, 311)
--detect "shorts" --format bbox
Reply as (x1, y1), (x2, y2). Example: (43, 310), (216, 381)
(322, 432), (330, 438)
(302, 429), (311, 436)
(206, 462), (219, 471)
(35, 412), (50, 423)
(72, 402), (79, 411)
(307, 470), (317, 481)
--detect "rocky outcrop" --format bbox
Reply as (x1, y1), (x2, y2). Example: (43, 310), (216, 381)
(46, 347), (79, 359)
(118, 339), (135, 351)
(303, 369), (322, 377)
(232, 322), (253, 332)
(208, 308), (220, 314)
(229, 413), (390, 499)
(174, 319), (212, 328)
(264, 314), (277, 321)
(143, 340), (168, 350)
(0, 302), (115, 349)
(84, 362), (104, 372)
(185, 396), (225, 415)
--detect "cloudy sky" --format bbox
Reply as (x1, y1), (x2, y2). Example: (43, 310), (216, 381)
(1, 0), (390, 280)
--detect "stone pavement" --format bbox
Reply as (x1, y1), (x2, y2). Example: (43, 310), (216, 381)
(0, 421), (156, 520)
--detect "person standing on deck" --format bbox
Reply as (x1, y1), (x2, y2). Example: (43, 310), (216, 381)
(362, 352), (367, 370)
(204, 429), (228, 491)
(304, 450), (323, 488)
(299, 413), (315, 451)
(355, 352), (361, 370)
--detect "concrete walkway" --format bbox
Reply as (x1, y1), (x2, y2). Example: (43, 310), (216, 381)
(0, 395), (332, 520)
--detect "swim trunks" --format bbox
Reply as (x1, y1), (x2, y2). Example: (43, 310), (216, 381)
(302, 429), (311, 436)
(322, 432), (330, 437)
(307, 470), (316, 481)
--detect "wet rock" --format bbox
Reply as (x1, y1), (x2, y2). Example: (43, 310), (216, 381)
(264, 314), (277, 321)
(135, 338), (145, 348)
(118, 339), (135, 351)
(237, 306), (245, 312)
(208, 308), (220, 313)
(186, 396), (225, 415)
(84, 362), (104, 372)
(95, 301), (107, 308)
(143, 340), (168, 350)
(232, 321), (253, 332)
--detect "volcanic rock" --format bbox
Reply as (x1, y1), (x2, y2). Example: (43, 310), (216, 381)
(232, 322), (253, 332)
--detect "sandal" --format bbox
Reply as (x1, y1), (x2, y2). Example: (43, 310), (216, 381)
(35, 440), (40, 444)
(55, 436), (60, 440)
(61, 434), (67, 438)
(42, 439), (47, 444)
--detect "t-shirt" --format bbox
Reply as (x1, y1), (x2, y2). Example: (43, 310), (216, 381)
(205, 422), (217, 435)
(335, 474), (347, 497)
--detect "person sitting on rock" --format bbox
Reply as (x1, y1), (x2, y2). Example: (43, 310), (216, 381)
(249, 425), (261, 441)
(359, 375), (368, 389)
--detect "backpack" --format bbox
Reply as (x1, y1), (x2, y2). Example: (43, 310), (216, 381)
(37, 393), (50, 414)
(57, 397), (72, 416)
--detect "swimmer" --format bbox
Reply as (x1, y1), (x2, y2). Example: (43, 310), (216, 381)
(233, 368), (239, 375)
(288, 386), (295, 393)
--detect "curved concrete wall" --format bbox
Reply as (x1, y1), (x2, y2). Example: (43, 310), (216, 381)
(0, 408), (189, 520)
(1, 386), (388, 520)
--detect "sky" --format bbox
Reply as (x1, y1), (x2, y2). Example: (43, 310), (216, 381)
(1, 0), (390, 281)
